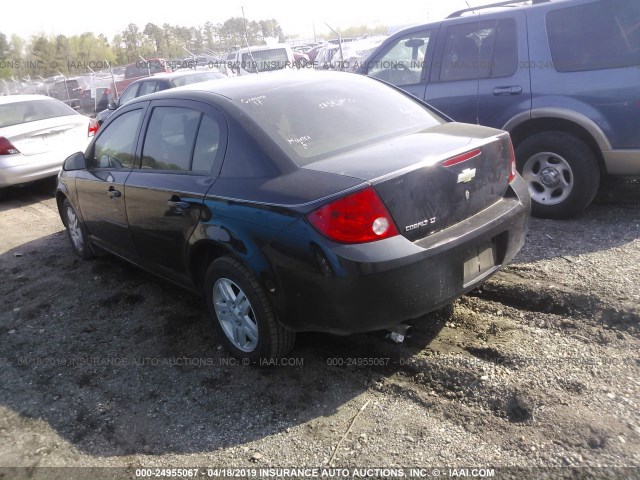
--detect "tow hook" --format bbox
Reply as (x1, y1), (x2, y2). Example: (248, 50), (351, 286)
(386, 323), (412, 343)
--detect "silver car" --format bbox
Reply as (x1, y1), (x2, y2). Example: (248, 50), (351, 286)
(0, 95), (96, 195)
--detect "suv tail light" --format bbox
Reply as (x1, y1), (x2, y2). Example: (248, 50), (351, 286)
(508, 139), (517, 183)
(307, 186), (399, 244)
(88, 118), (99, 137)
(0, 137), (20, 155)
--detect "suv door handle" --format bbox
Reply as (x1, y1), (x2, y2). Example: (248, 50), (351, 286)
(493, 86), (522, 96)
(107, 186), (121, 198)
(167, 197), (190, 209)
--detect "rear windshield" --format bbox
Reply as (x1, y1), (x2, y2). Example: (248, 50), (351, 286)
(241, 49), (289, 73)
(0, 99), (77, 128)
(125, 60), (166, 78)
(236, 76), (443, 165)
(171, 72), (225, 87)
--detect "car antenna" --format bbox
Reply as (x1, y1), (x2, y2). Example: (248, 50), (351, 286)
(325, 23), (344, 71)
(241, 6), (259, 74)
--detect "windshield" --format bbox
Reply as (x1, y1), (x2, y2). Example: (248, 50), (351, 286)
(0, 99), (77, 128)
(236, 76), (443, 165)
(241, 48), (289, 73)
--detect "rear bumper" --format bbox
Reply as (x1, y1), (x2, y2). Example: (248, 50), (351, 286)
(0, 153), (66, 188)
(271, 175), (530, 334)
(602, 149), (640, 176)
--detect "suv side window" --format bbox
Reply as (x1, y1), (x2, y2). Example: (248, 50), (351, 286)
(440, 19), (516, 82)
(141, 106), (202, 172)
(367, 30), (433, 87)
(547, 0), (640, 72)
(90, 109), (144, 169)
(118, 84), (140, 106)
(138, 81), (159, 96)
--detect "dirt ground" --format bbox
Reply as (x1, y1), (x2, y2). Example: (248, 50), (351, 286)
(0, 178), (639, 480)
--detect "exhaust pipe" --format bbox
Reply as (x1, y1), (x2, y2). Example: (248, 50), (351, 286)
(386, 323), (412, 343)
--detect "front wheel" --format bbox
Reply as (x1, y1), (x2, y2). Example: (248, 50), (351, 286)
(515, 131), (600, 219)
(62, 198), (94, 259)
(204, 257), (295, 360)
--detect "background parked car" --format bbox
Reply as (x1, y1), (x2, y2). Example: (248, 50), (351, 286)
(56, 71), (529, 359)
(95, 70), (225, 125)
(230, 44), (296, 75)
(0, 95), (97, 198)
(359, 0), (640, 219)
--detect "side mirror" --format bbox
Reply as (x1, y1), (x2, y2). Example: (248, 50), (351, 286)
(107, 100), (118, 110)
(63, 152), (87, 171)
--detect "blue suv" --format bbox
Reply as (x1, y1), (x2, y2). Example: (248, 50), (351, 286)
(358, 0), (640, 218)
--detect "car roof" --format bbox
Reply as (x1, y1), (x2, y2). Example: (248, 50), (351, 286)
(0, 94), (57, 105)
(151, 70), (371, 103)
(127, 70), (219, 86)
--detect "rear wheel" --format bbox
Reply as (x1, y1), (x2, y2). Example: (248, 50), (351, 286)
(62, 198), (94, 260)
(515, 131), (600, 219)
(204, 256), (295, 360)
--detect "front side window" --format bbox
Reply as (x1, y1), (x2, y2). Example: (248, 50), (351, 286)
(141, 106), (201, 172)
(367, 31), (432, 86)
(90, 109), (144, 169)
(547, 0), (640, 72)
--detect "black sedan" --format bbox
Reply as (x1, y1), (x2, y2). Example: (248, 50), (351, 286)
(95, 70), (225, 125)
(56, 71), (530, 359)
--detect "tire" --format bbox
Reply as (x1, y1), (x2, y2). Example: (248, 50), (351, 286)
(515, 131), (600, 219)
(204, 256), (295, 360)
(62, 198), (95, 260)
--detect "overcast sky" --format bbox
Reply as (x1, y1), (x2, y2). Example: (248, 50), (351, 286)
(4, 0), (501, 41)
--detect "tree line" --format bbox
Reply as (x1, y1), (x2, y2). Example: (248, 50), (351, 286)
(0, 17), (286, 79)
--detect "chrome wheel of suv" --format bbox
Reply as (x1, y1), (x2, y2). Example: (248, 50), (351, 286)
(522, 152), (573, 206)
(516, 131), (600, 219)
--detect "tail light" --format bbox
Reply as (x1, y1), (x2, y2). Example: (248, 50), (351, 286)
(508, 139), (517, 183)
(88, 118), (99, 137)
(307, 186), (399, 244)
(0, 137), (20, 155)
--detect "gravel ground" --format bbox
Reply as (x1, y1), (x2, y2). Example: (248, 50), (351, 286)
(0, 178), (639, 480)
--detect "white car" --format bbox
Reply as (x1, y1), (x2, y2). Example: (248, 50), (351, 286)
(0, 95), (97, 195)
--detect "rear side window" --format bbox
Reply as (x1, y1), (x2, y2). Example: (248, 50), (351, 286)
(91, 109), (144, 169)
(141, 106), (201, 172)
(439, 19), (517, 81)
(192, 115), (221, 173)
(0, 99), (77, 127)
(547, 0), (640, 72)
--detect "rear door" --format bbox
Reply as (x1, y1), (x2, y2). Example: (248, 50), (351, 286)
(75, 104), (146, 259)
(124, 99), (227, 285)
(426, 14), (531, 127)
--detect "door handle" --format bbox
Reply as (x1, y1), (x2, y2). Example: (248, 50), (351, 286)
(107, 186), (121, 198)
(493, 86), (522, 96)
(167, 197), (190, 209)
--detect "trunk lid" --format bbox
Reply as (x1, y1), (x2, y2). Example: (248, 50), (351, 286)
(4, 116), (88, 156)
(304, 123), (513, 241)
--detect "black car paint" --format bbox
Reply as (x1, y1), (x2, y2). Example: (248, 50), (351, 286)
(58, 72), (530, 335)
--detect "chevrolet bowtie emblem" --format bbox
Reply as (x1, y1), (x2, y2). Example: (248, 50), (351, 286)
(457, 168), (476, 184)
